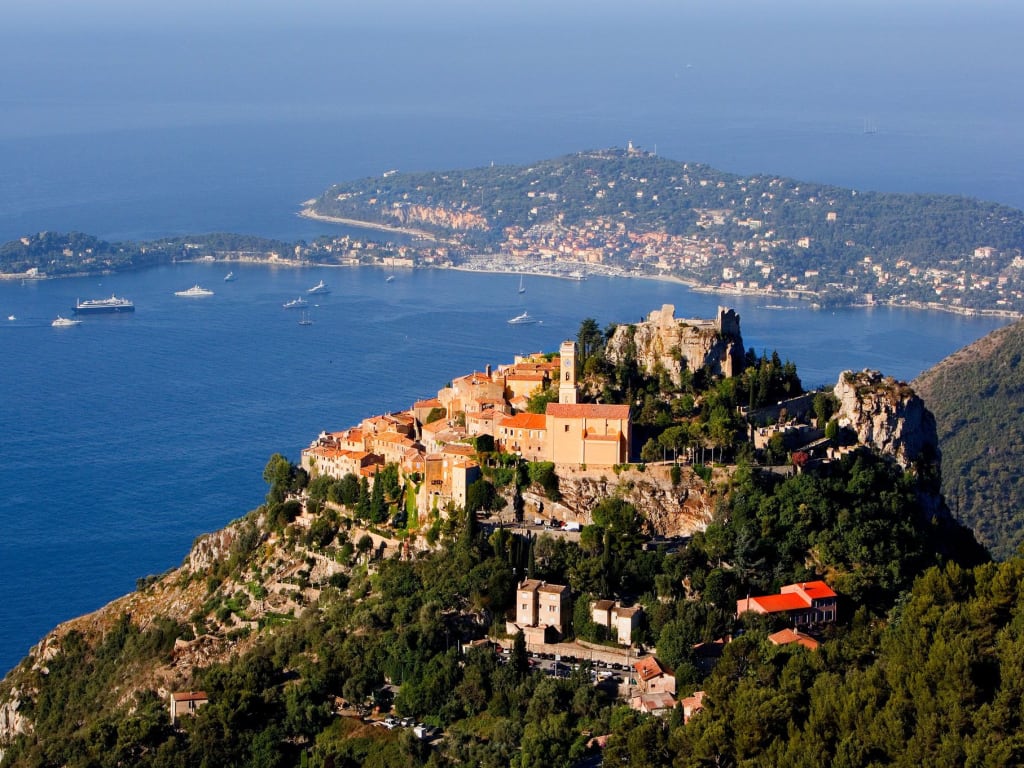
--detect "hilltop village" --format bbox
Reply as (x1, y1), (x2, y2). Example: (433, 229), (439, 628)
(284, 303), (867, 718)
(300, 305), (745, 525)
(0, 302), (996, 768)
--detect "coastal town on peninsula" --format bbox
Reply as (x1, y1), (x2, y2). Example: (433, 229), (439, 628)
(298, 146), (1024, 317)
(3, 147), (1023, 318)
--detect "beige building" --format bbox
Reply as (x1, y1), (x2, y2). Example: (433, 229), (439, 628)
(591, 599), (643, 646)
(170, 691), (208, 725)
(514, 579), (571, 640)
(502, 370), (548, 401)
(633, 656), (676, 696)
(558, 339), (578, 404)
(301, 445), (382, 479)
(546, 403), (631, 466)
(439, 371), (505, 418)
(422, 452), (480, 514)
(496, 412), (548, 462)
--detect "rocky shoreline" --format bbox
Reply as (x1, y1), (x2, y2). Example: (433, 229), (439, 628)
(298, 207), (437, 240)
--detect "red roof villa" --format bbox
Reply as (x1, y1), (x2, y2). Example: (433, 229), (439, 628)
(736, 581), (837, 626)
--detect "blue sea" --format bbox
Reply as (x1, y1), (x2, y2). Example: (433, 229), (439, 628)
(1, 0), (1023, 674)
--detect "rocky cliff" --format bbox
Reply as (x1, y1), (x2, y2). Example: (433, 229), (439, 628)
(527, 465), (716, 537)
(605, 304), (744, 385)
(833, 369), (940, 470)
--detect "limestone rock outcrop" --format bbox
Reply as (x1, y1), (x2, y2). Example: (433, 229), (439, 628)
(605, 305), (744, 385)
(0, 694), (29, 753)
(833, 369), (939, 469)
(537, 467), (714, 537)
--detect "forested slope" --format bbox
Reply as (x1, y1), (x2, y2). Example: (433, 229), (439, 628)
(915, 320), (1024, 559)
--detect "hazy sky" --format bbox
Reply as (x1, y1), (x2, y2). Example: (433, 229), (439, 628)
(5, 0), (1021, 120)
(1, 0), (1021, 207)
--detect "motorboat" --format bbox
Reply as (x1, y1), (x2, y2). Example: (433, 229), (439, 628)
(507, 311), (540, 325)
(307, 279), (330, 295)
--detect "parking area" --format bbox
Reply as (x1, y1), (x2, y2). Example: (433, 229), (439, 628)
(492, 644), (635, 692)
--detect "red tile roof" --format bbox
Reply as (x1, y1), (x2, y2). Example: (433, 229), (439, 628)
(547, 403), (631, 419)
(499, 413), (548, 430)
(171, 691), (208, 702)
(633, 656), (669, 682)
(746, 593), (811, 613)
(739, 580), (837, 615)
(781, 581), (837, 600)
(506, 371), (546, 381)
(768, 628), (821, 650)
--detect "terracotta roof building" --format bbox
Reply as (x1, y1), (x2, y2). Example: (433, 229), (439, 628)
(736, 581), (837, 626)
(632, 656), (676, 696)
(170, 691), (208, 725)
(768, 628), (821, 650)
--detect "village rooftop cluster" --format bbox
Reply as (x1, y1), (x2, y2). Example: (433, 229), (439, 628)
(300, 338), (630, 520)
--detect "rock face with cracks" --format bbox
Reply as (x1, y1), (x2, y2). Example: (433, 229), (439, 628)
(520, 465), (716, 538)
(605, 304), (745, 386)
(833, 369), (940, 470)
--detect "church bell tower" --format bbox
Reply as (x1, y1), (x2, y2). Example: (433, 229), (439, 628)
(558, 340), (578, 404)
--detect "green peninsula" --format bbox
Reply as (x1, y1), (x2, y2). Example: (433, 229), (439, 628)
(308, 147), (1024, 314)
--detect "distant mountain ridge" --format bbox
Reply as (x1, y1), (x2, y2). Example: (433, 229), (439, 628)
(914, 320), (1024, 559)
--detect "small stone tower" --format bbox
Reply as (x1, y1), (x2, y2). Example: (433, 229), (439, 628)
(558, 340), (578, 404)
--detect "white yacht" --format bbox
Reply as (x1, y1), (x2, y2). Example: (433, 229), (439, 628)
(175, 284), (214, 297)
(52, 315), (83, 327)
(283, 297), (309, 309)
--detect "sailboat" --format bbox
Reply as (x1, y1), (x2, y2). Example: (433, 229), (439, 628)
(518, 275), (526, 294)
(298, 310), (313, 326)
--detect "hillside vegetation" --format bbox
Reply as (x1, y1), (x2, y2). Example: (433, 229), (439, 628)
(0, 446), (991, 768)
(0, 323), (1015, 768)
(915, 320), (1024, 559)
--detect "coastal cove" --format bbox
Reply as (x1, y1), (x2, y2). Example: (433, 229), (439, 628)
(0, 263), (1010, 675)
